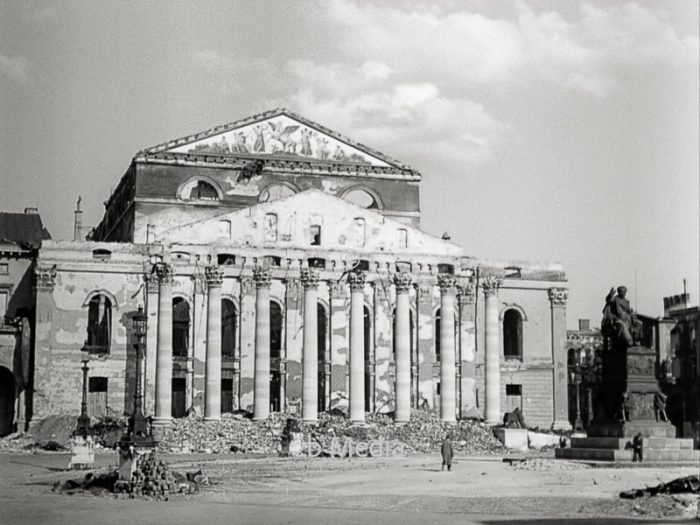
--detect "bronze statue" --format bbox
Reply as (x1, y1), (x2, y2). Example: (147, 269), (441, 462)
(602, 286), (642, 347)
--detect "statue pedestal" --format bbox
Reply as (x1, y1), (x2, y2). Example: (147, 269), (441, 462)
(68, 436), (95, 470)
(557, 345), (699, 463)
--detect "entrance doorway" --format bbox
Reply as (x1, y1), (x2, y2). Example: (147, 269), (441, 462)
(0, 367), (14, 436)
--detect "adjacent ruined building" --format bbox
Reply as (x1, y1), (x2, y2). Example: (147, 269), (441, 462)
(0, 209), (51, 435)
(30, 109), (571, 432)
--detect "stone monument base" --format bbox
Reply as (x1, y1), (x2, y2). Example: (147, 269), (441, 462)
(586, 419), (677, 438)
(496, 428), (528, 451)
(556, 436), (698, 462)
(68, 436), (95, 470)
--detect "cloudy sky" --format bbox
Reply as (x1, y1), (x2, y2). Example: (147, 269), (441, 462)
(1, 0), (698, 327)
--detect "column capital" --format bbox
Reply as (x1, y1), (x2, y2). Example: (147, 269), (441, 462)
(393, 272), (413, 293)
(253, 266), (272, 288)
(347, 271), (366, 292)
(300, 269), (320, 289)
(438, 274), (457, 295)
(144, 270), (160, 290)
(34, 265), (57, 290)
(480, 275), (502, 297)
(154, 262), (173, 284)
(548, 287), (568, 307)
(457, 279), (476, 304)
(205, 265), (224, 287)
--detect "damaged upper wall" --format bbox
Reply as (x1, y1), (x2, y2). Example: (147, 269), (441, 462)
(92, 109), (422, 243)
(149, 189), (461, 258)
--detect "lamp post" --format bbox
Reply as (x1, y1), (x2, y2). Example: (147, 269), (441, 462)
(123, 306), (156, 447)
(75, 359), (91, 438)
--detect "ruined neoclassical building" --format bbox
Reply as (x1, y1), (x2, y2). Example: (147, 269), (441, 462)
(30, 109), (570, 432)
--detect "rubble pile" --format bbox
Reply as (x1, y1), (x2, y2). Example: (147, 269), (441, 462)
(620, 475), (699, 499)
(0, 432), (34, 453)
(158, 412), (289, 454)
(159, 409), (504, 455)
(510, 458), (590, 471)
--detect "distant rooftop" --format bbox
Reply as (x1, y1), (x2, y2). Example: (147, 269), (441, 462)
(0, 210), (52, 249)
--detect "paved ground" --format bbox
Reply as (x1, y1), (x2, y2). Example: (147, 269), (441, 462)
(1, 452), (698, 524)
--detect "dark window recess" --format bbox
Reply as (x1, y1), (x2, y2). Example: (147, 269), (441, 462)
(317, 303), (327, 413)
(503, 309), (523, 359)
(92, 249), (111, 261)
(172, 298), (190, 358)
(437, 381), (441, 396)
(221, 378), (234, 414)
(506, 384), (523, 413)
(171, 378), (187, 418)
(192, 181), (218, 200)
(506, 384), (522, 396)
(217, 254), (236, 266)
(270, 301), (282, 359)
(265, 255), (281, 267)
(88, 377), (108, 418)
(364, 306), (372, 413)
(437, 264), (454, 275)
(435, 308), (441, 362)
(354, 259), (370, 271)
(221, 299), (237, 359)
(89, 377), (108, 392)
(310, 225), (321, 246)
(86, 294), (111, 354)
(308, 257), (326, 269)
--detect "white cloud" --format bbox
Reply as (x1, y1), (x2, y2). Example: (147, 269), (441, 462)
(0, 53), (27, 82)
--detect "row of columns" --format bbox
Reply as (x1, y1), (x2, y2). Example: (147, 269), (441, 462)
(147, 263), (542, 428)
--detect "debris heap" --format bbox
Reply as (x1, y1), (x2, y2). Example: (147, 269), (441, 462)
(158, 409), (505, 455)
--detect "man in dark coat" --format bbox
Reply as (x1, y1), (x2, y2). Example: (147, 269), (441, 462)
(441, 434), (454, 471)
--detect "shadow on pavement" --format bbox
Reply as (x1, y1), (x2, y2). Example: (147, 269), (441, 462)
(482, 519), (699, 524)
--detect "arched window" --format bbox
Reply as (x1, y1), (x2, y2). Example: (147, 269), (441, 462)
(191, 181), (219, 200)
(503, 309), (523, 359)
(259, 183), (296, 203)
(222, 299), (237, 359)
(86, 294), (112, 354)
(317, 302), (328, 413)
(343, 188), (380, 209)
(172, 298), (190, 358)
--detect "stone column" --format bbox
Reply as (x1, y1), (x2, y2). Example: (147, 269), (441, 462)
(457, 280), (477, 418)
(253, 266), (271, 420)
(144, 271), (160, 417)
(438, 274), (457, 423)
(394, 273), (413, 423)
(301, 269), (319, 422)
(30, 266), (57, 421)
(482, 275), (502, 425)
(204, 266), (223, 421)
(549, 288), (572, 431)
(153, 262), (173, 428)
(348, 271), (366, 424)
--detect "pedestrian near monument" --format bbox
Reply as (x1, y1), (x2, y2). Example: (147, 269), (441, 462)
(441, 434), (454, 471)
(632, 433), (643, 463)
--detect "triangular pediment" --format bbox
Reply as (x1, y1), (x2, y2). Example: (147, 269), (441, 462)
(156, 189), (462, 257)
(143, 109), (409, 169)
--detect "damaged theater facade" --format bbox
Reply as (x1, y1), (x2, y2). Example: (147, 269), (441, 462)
(32, 109), (570, 432)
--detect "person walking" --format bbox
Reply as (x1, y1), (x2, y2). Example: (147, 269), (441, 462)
(441, 434), (454, 472)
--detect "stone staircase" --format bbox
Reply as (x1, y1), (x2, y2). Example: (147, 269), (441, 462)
(556, 435), (699, 462)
